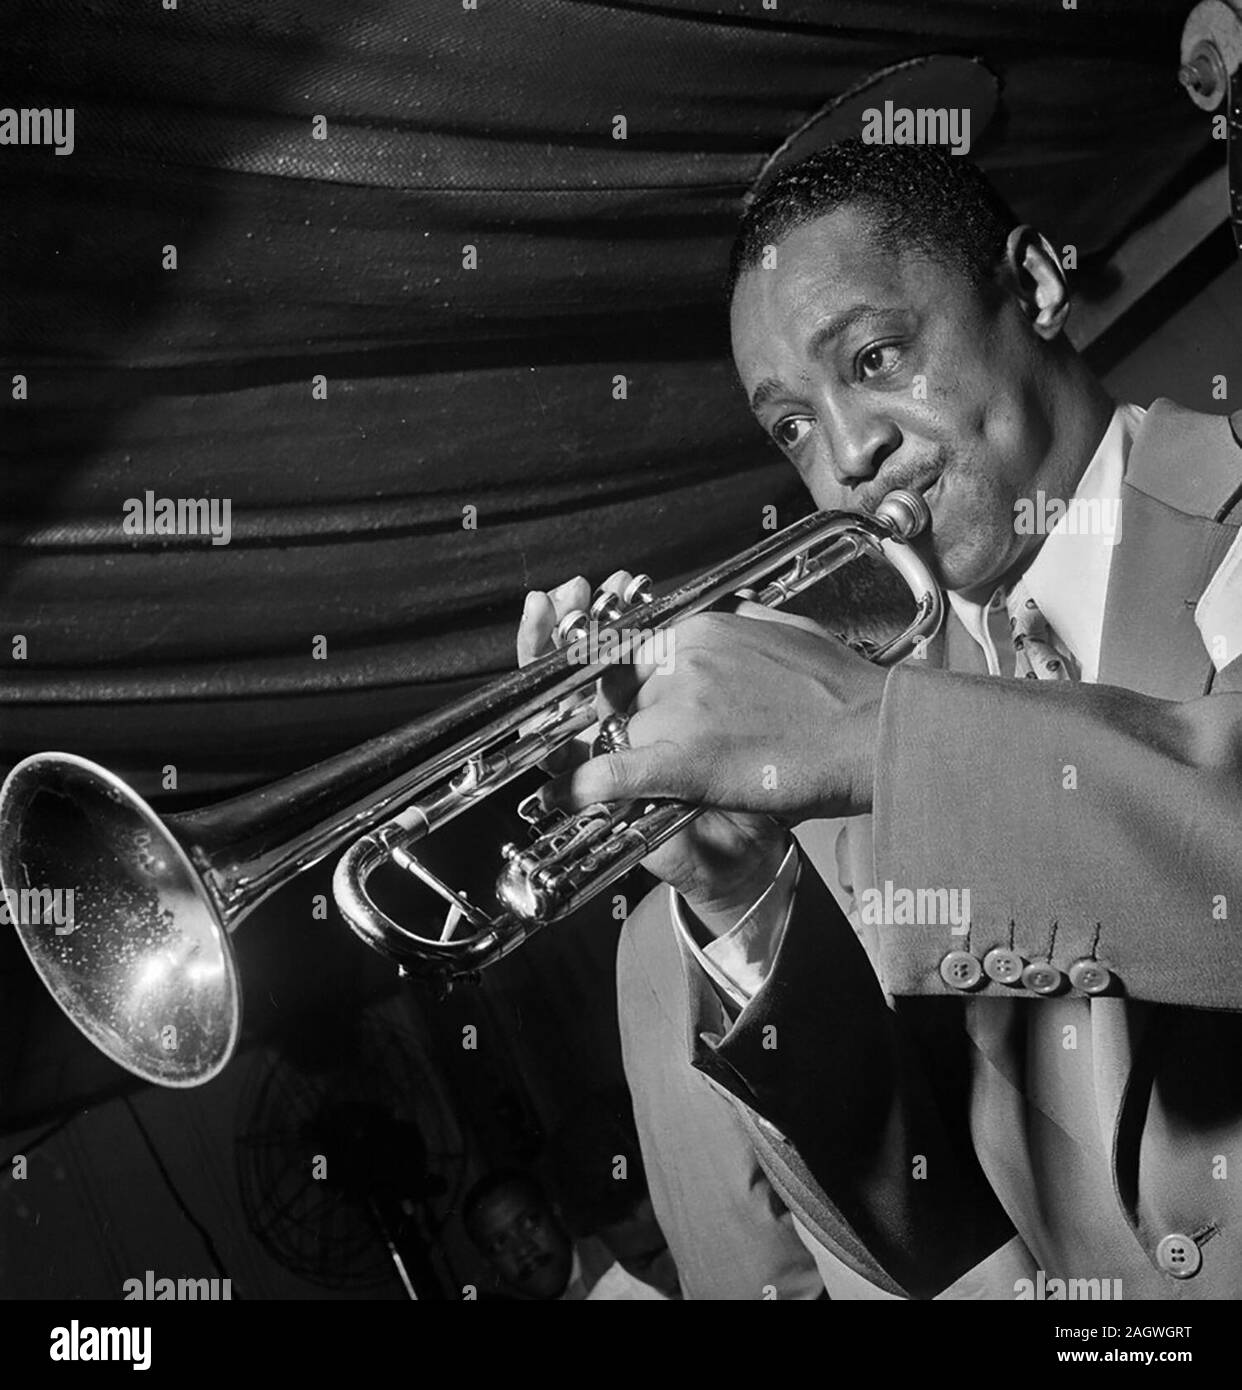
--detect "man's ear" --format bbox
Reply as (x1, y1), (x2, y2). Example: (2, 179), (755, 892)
(1002, 225), (1070, 340)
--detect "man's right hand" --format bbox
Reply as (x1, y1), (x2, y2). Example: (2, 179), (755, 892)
(517, 573), (792, 934)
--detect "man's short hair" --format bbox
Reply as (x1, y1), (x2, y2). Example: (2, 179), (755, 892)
(461, 1169), (546, 1243)
(727, 138), (1019, 298)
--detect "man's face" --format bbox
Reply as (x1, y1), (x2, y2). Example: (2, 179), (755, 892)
(730, 206), (1059, 595)
(471, 1187), (574, 1300)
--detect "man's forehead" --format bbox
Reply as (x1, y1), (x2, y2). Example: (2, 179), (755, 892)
(480, 1189), (543, 1221)
(730, 210), (946, 400)
(733, 209), (912, 333)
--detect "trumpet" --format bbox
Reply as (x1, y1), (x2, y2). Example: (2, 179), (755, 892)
(0, 490), (943, 1087)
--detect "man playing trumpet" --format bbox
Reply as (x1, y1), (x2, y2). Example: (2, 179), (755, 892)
(518, 142), (1242, 1300)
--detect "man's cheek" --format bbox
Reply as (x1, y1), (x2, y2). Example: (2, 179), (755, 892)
(937, 502), (1013, 588)
(923, 475), (972, 569)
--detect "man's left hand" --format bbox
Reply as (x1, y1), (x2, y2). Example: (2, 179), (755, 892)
(542, 608), (890, 823)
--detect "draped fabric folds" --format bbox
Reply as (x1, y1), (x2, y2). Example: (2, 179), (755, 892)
(2, 0), (1210, 794)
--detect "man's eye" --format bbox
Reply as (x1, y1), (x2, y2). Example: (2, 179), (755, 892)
(773, 416), (813, 449)
(857, 343), (901, 380)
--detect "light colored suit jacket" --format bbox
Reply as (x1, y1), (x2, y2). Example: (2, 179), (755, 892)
(618, 399), (1242, 1300)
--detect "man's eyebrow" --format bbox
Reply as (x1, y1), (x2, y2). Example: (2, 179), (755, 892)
(748, 304), (889, 412)
(806, 303), (884, 358)
(749, 377), (788, 411)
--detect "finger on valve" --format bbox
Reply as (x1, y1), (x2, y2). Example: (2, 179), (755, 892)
(518, 583), (598, 775)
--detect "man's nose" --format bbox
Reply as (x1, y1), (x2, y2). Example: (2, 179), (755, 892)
(819, 400), (900, 486)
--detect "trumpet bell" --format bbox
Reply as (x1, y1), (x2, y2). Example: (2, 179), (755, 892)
(0, 752), (240, 1087)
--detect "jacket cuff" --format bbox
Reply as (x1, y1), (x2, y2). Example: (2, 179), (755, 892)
(872, 663), (1104, 1000)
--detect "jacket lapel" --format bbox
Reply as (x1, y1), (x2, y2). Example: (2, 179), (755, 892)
(1098, 481), (1234, 701)
(676, 930), (762, 1110)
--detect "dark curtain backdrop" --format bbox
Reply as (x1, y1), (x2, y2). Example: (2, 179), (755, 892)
(2, 0), (1213, 795)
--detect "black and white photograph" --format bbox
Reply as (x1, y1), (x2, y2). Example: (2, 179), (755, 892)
(2, 0), (1241, 1365)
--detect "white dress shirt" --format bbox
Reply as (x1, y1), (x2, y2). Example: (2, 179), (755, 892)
(1197, 519), (1242, 672)
(670, 842), (800, 1012)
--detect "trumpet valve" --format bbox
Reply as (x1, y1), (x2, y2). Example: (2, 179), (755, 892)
(553, 609), (591, 647)
(589, 589), (625, 625)
(622, 573), (653, 606)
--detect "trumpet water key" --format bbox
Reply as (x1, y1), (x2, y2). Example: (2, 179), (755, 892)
(0, 491), (943, 1086)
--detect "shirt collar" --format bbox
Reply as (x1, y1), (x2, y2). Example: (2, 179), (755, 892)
(946, 402), (1145, 682)
(668, 841), (799, 1010)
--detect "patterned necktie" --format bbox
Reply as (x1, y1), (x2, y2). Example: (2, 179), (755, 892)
(1006, 577), (1073, 681)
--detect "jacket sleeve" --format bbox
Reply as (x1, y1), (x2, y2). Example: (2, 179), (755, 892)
(615, 903), (826, 1300)
(871, 663), (1242, 1008)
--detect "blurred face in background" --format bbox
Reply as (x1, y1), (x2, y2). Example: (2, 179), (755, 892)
(469, 1184), (574, 1300)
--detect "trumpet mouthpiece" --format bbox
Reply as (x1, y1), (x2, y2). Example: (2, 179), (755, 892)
(874, 488), (931, 540)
